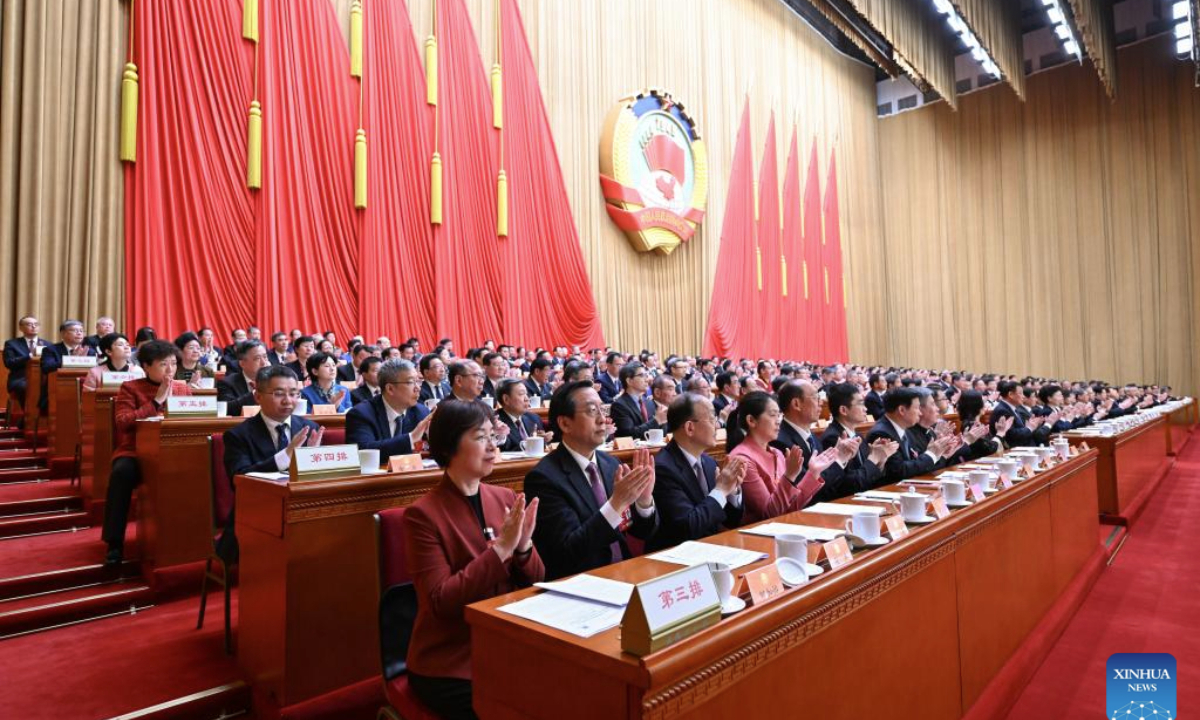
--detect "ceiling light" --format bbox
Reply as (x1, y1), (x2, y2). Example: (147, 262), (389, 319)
(933, 0), (952, 14)
(1048, 7), (1064, 23)
(1055, 24), (1071, 40)
(1178, 36), (1194, 55)
(1173, 1), (1189, 20)
(1176, 21), (1193, 39)
(1064, 39), (1080, 56)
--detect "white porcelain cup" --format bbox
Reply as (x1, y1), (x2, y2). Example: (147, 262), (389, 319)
(845, 512), (882, 542)
(520, 436), (545, 457)
(646, 429), (665, 444)
(425, 398), (439, 410)
(196, 377), (216, 390)
(358, 449), (380, 474)
(1053, 439), (1070, 459)
(998, 459), (1019, 480)
(707, 561), (734, 604)
(969, 469), (994, 491)
(294, 399), (308, 415)
(529, 396), (542, 408)
(1035, 446), (1056, 463)
(940, 479), (967, 504)
(1016, 452), (1038, 471)
(774, 533), (809, 564)
(216, 401), (228, 418)
(899, 492), (927, 521)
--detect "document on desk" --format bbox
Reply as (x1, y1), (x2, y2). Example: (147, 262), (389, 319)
(648, 541), (767, 570)
(498, 593), (625, 638)
(245, 471), (289, 483)
(854, 491), (907, 501)
(805, 502), (887, 517)
(534, 574), (634, 606)
(739, 522), (845, 542)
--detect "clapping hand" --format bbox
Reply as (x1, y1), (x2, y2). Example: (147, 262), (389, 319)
(611, 452), (654, 513)
(783, 445), (805, 482)
(867, 438), (898, 465)
(834, 435), (860, 465)
(331, 388), (347, 407)
(1028, 415), (1046, 430)
(715, 456), (746, 495)
(806, 447), (839, 476)
(494, 493), (535, 561)
(994, 415), (1014, 438)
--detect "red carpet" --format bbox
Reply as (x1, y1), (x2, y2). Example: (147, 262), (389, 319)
(1004, 440), (1200, 719)
(0, 525), (137, 579)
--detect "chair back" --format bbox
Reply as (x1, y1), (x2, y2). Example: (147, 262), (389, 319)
(375, 508), (418, 682)
(323, 426), (346, 445)
(209, 433), (235, 529)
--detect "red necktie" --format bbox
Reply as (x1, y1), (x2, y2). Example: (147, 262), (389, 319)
(639, 397), (649, 421)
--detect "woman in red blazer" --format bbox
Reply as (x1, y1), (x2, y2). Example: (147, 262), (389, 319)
(403, 399), (543, 720)
(104, 339), (191, 564)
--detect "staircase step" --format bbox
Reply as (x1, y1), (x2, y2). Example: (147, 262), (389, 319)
(0, 429), (22, 440)
(108, 681), (251, 720)
(0, 455), (48, 469)
(0, 468), (54, 484)
(0, 581), (153, 637)
(0, 560), (141, 601)
(0, 494), (84, 518)
(0, 509), (90, 538)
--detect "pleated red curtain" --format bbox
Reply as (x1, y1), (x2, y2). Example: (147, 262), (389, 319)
(497, 0), (604, 349)
(801, 139), (825, 363)
(431, 0), (504, 348)
(124, 0), (255, 338)
(703, 99), (755, 359)
(255, 0), (361, 340)
(823, 150), (849, 362)
(780, 128), (806, 362)
(359, 0), (437, 345)
(756, 115), (782, 359)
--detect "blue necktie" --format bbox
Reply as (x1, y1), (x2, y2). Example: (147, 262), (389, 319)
(276, 424), (289, 452)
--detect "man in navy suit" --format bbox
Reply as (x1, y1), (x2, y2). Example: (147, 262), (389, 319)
(266, 332), (291, 366)
(39, 319), (97, 373)
(864, 373), (887, 421)
(647, 393), (747, 552)
(350, 356), (382, 405)
(345, 359), (432, 457)
(770, 380), (823, 471)
(523, 357), (555, 404)
(221, 365), (323, 561)
(217, 341), (270, 416)
(610, 362), (667, 439)
(867, 387), (958, 485)
(525, 381), (659, 580)
(818, 383), (895, 497)
(596, 352), (623, 404)
(990, 380), (1052, 448)
(3, 315), (49, 412)
(417, 353), (450, 403)
(496, 378), (546, 452)
(480, 352), (508, 401)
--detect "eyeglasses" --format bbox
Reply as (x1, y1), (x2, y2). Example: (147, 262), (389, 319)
(471, 433), (502, 446)
(575, 403), (606, 418)
(388, 380), (422, 388)
(268, 391), (303, 400)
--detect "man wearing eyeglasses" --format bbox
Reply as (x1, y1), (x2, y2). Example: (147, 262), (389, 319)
(610, 361), (668, 439)
(221, 365), (324, 561)
(345, 359), (433, 457)
(447, 359), (485, 403)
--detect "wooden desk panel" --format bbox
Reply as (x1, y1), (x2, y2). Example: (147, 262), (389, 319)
(47, 368), (89, 474)
(80, 389), (120, 521)
(1064, 416), (1169, 517)
(1048, 459), (1101, 595)
(1165, 401), (1196, 456)
(23, 363), (41, 440)
(467, 450), (1100, 720)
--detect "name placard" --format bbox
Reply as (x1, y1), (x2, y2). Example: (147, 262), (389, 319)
(61, 355), (98, 368)
(968, 484), (986, 503)
(166, 396), (218, 417)
(101, 371), (138, 387)
(388, 454), (424, 473)
(822, 537), (854, 570)
(310, 404), (338, 416)
(612, 436), (636, 451)
(620, 565), (720, 657)
(743, 563), (785, 606)
(931, 497), (951, 519)
(884, 514), (909, 540)
(999, 474), (1014, 490)
(290, 443), (361, 482)
(242, 405), (262, 417)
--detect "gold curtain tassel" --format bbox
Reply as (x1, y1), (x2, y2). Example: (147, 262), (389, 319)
(425, 36), (438, 105)
(756, 246), (763, 291)
(781, 255), (788, 297)
(497, 170), (508, 236)
(430, 152), (443, 224)
(491, 63), (503, 129)
(247, 100), (262, 189)
(354, 129), (367, 209)
(243, 0), (258, 42)
(350, 0), (363, 77)
(119, 62), (139, 162)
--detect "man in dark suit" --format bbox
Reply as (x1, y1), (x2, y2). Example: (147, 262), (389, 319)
(866, 387), (957, 485)
(337, 344), (373, 385)
(222, 365), (323, 562)
(345, 359), (432, 457)
(906, 388), (989, 468)
(523, 358), (554, 404)
(610, 362), (667, 439)
(770, 380), (823, 473)
(480, 352), (508, 402)
(647, 393), (746, 552)
(349, 356), (382, 405)
(496, 378), (547, 452)
(596, 352), (623, 404)
(989, 380), (1052, 448)
(266, 332), (291, 366)
(711, 371), (740, 423)
(222, 329), (248, 369)
(818, 383), (894, 497)
(217, 340), (270, 416)
(864, 373), (887, 421)
(285, 335), (316, 381)
(1033, 385), (1076, 432)
(83, 316), (115, 350)
(525, 381), (659, 580)
(40, 319), (98, 373)
(417, 355), (450, 404)
(447, 360), (485, 403)
(3, 315), (49, 412)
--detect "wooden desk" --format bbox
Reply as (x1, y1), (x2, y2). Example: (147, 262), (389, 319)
(1165, 399), (1196, 456)
(46, 368), (90, 475)
(235, 443), (727, 710)
(467, 450), (1100, 720)
(133, 414), (347, 582)
(1063, 415), (1169, 520)
(80, 388), (120, 521)
(23, 362), (42, 440)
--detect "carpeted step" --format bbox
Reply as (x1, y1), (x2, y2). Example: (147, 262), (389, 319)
(0, 559), (141, 601)
(0, 580), (153, 638)
(0, 509), (90, 538)
(0, 467), (55, 484)
(105, 681), (251, 720)
(0, 428), (22, 440)
(0, 494), (84, 519)
(0, 454), (48, 469)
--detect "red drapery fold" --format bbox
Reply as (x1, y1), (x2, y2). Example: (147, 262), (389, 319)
(801, 138), (825, 363)
(359, 0), (437, 345)
(780, 127), (805, 362)
(255, 0), (361, 340)
(756, 115), (782, 360)
(124, 0), (255, 338)
(431, 0), (504, 348)
(823, 149), (849, 362)
(497, 0), (604, 349)
(702, 99), (755, 359)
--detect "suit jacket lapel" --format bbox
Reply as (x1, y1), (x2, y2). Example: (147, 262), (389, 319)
(372, 397), (390, 436)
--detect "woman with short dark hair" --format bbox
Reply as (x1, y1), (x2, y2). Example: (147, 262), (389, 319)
(174, 331), (215, 386)
(403, 400), (543, 719)
(300, 351), (351, 413)
(82, 333), (144, 391)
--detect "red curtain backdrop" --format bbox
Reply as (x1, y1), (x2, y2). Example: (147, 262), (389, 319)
(756, 114), (782, 360)
(431, 0), (504, 348)
(780, 127), (805, 362)
(497, 0), (604, 349)
(823, 149), (849, 362)
(124, 0), (256, 337)
(702, 99), (755, 358)
(255, 0), (361, 340)
(359, 0), (437, 345)
(801, 138), (825, 362)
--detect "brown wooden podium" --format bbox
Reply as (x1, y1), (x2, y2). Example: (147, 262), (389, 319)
(80, 388), (121, 521)
(1063, 415), (1170, 520)
(466, 450), (1100, 720)
(46, 367), (90, 476)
